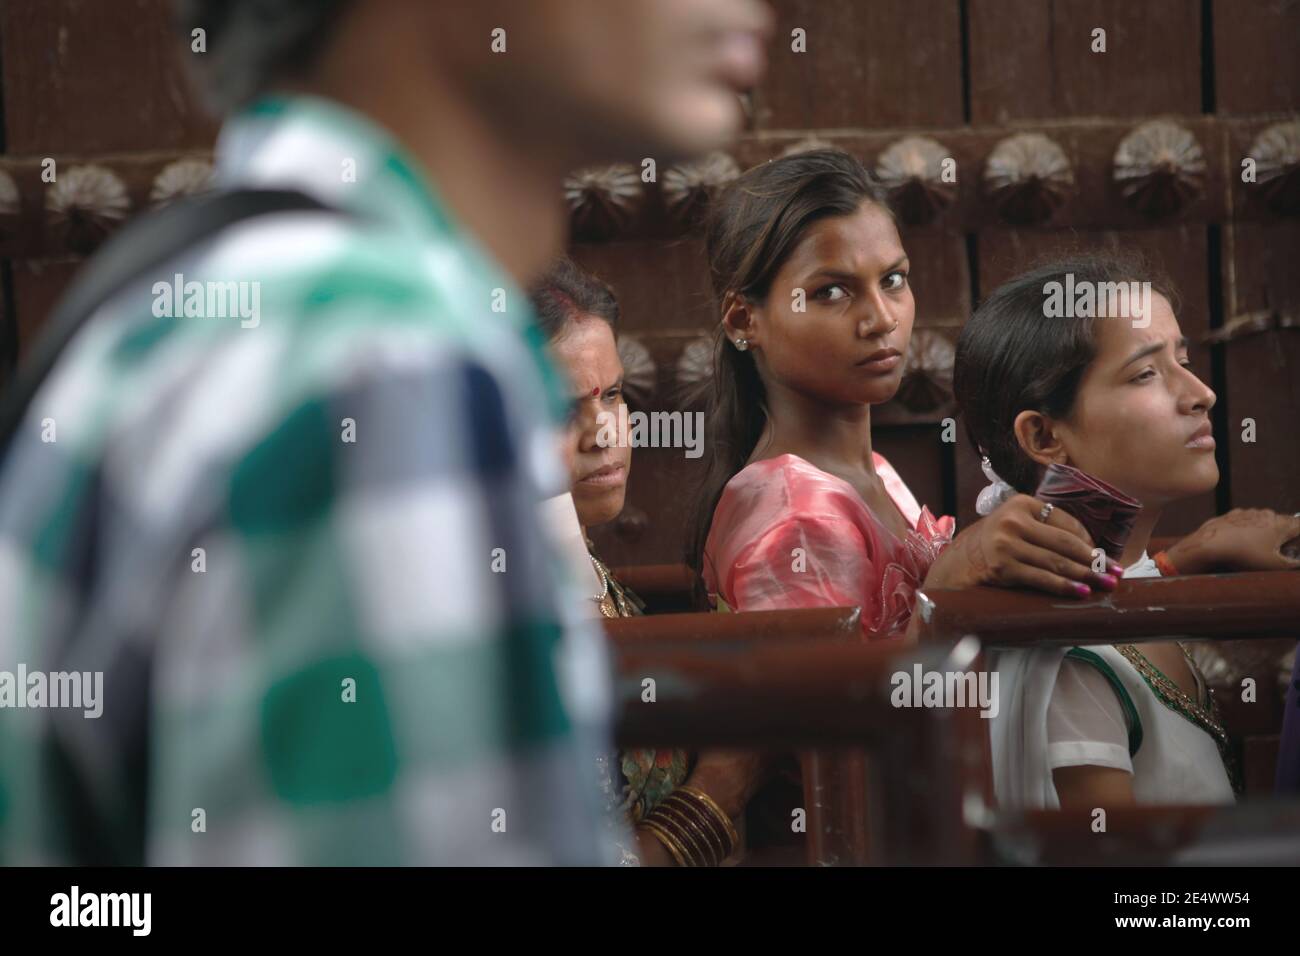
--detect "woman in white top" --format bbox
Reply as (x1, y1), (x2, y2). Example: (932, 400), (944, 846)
(952, 255), (1300, 808)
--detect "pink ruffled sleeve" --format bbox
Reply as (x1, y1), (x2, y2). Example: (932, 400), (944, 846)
(728, 510), (877, 621)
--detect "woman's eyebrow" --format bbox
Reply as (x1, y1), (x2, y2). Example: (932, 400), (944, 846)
(1121, 336), (1189, 367)
(805, 255), (909, 282)
(573, 375), (624, 399)
(804, 267), (857, 282)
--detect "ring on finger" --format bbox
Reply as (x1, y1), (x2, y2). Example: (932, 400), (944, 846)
(1037, 502), (1055, 523)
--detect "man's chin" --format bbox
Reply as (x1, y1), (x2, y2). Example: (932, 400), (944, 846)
(634, 96), (744, 162)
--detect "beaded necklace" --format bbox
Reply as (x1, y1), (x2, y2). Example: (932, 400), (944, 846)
(1116, 643), (1243, 794)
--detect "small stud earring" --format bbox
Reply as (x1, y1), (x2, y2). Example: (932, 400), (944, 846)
(734, 338), (749, 351)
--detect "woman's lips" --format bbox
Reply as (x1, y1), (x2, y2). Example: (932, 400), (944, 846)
(856, 350), (903, 374)
(1186, 422), (1215, 450)
(578, 463), (626, 487)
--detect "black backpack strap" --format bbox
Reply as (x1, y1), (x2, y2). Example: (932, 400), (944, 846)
(0, 188), (342, 460)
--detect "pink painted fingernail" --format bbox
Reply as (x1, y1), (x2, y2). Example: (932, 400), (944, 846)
(1094, 573), (1118, 591)
(1072, 582), (1092, 598)
(1107, 560), (1125, 575)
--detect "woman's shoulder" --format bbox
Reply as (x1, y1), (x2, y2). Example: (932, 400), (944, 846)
(720, 453), (865, 515)
(704, 454), (867, 570)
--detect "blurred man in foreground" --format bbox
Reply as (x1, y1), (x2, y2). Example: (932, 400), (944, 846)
(0, 0), (769, 864)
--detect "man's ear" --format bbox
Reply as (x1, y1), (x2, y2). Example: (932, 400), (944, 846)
(1012, 409), (1068, 468)
(721, 291), (758, 347)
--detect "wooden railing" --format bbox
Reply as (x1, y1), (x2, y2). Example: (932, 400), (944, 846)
(918, 571), (1300, 647)
(601, 567), (1300, 865)
(609, 563), (704, 614)
(921, 569), (1300, 863)
(606, 608), (983, 864)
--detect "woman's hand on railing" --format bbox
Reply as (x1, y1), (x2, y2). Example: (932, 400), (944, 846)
(1165, 509), (1300, 574)
(922, 494), (1121, 598)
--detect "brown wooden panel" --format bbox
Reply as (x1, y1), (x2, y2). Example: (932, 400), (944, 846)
(0, 150), (214, 261)
(3, 117), (1267, 262)
(1220, 220), (1300, 515)
(752, 0), (963, 129)
(1213, 0), (1300, 114)
(1, 0), (216, 154)
(11, 257), (79, 363)
(569, 239), (714, 335)
(874, 424), (947, 519)
(968, 0), (1201, 123)
(732, 119), (1234, 235)
(897, 228), (969, 329)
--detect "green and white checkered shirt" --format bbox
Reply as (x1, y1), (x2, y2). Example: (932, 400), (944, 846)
(0, 95), (617, 865)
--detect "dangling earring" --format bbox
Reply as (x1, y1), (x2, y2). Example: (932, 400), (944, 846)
(733, 338), (749, 351)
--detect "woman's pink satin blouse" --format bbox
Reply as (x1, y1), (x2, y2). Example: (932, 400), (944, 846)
(702, 453), (956, 640)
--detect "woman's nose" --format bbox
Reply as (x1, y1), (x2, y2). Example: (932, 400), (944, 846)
(1181, 367), (1217, 414)
(856, 297), (893, 338)
(581, 403), (622, 453)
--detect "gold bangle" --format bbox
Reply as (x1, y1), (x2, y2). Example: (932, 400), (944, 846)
(665, 800), (731, 865)
(646, 803), (713, 867)
(637, 819), (690, 867)
(659, 793), (727, 864)
(653, 800), (721, 867)
(674, 786), (740, 851)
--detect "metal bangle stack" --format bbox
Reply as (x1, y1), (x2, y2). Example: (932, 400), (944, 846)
(637, 785), (739, 867)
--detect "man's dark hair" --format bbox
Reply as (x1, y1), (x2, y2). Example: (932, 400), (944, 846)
(175, 0), (354, 113)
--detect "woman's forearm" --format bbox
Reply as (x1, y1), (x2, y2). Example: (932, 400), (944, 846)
(684, 749), (769, 819)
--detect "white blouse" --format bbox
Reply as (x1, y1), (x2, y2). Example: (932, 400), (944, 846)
(990, 553), (1237, 807)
